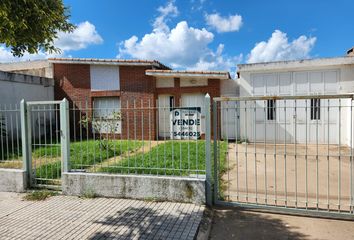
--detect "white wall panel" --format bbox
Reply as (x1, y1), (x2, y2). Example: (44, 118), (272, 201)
(180, 78), (208, 87)
(279, 73), (292, 95)
(248, 69), (340, 144)
(156, 77), (174, 88)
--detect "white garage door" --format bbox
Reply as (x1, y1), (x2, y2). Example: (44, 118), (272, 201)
(250, 70), (339, 144)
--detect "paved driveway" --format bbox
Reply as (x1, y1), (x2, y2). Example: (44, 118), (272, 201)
(0, 192), (204, 240)
(210, 206), (354, 240)
(223, 143), (352, 211)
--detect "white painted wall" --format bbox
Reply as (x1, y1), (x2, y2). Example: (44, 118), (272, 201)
(0, 79), (54, 105)
(0, 71), (54, 142)
(180, 78), (207, 87)
(0, 60), (52, 78)
(238, 62), (354, 145)
(156, 77), (174, 88)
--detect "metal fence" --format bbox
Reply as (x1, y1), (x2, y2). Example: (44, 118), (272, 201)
(213, 94), (354, 218)
(0, 103), (22, 169)
(3, 97), (209, 189)
(25, 101), (62, 188)
(65, 98), (207, 178)
(4, 94), (354, 219)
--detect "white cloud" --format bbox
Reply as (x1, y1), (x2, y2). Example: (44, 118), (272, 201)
(120, 21), (213, 68)
(0, 46), (62, 63)
(205, 13), (243, 33)
(247, 30), (316, 63)
(0, 21), (103, 63)
(55, 21), (103, 51)
(153, 1), (179, 33)
(119, 2), (240, 73)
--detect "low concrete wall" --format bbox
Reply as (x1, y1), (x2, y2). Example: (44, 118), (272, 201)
(62, 172), (206, 204)
(0, 168), (27, 192)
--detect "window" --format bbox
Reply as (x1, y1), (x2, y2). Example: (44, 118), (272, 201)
(267, 99), (276, 120)
(311, 98), (320, 120)
(93, 97), (121, 134)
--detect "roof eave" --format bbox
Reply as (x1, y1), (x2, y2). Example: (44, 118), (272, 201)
(237, 56), (354, 72)
(47, 58), (169, 68)
(146, 71), (231, 80)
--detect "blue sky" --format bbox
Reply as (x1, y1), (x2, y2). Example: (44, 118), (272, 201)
(1, 0), (353, 73)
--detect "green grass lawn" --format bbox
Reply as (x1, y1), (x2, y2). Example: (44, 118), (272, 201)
(34, 140), (143, 179)
(99, 140), (228, 177)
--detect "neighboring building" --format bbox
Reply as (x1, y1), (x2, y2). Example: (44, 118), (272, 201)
(0, 70), (54, 140)
(237, 56), (354, 145)
(0, 70), (54, 105)
(0, 58), (235, 140)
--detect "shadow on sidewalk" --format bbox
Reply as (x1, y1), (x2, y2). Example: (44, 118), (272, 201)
(210, 206), (309, 240)
(88, 205), (200, 239)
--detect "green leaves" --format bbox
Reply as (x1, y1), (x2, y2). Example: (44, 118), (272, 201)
(0, 0), (75, 57)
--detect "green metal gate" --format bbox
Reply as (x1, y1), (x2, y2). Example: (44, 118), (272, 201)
(210, 94), (354, 220)
(21, 99), (69, 189)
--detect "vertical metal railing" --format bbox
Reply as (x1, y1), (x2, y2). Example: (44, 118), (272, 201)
(19, 100), (68, 188)
(0, 103), (22, 169)
(212, 94), (354, 219)
(58, 97), (209, 178)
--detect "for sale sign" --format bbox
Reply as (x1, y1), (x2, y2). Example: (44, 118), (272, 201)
(170, 108), (201, 140)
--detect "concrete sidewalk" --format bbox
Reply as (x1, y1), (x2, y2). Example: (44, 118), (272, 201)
(210, 206), (354, 240)
(0, 192), (204, 240)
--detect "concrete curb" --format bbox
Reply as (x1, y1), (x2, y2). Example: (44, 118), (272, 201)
(196, 207), (214, 240)
(62, 172), (206, 204)
(0, 168), (27, 192)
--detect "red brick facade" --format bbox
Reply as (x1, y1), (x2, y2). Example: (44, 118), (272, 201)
(119, 66), (157, 140)
(52, 63), (221, 140)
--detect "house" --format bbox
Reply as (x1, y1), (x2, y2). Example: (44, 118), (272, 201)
(237, 56), (354, 145)
(0, 58), (236, 140)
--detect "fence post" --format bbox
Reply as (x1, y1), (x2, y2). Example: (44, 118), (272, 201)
(205, 93), (212, 206)
(213, 100), (218, 204)
(20, 100), (31, 184)
(60, 98), (70, 172)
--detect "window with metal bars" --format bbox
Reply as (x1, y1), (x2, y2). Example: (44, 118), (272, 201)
(311, 98), (320, 120)
(267, 99), (276, 120)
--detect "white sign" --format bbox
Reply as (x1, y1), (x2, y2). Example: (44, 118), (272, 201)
(170, 108), (201, 140)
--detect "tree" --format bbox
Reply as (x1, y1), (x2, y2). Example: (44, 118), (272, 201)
(79, 111), (122, 151)
(0, 0), (75, 57)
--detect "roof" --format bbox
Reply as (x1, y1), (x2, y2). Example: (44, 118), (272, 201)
(237, 56), (354, 72)
(48, 58), (170, 69)
(145, 69), (231, 79)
